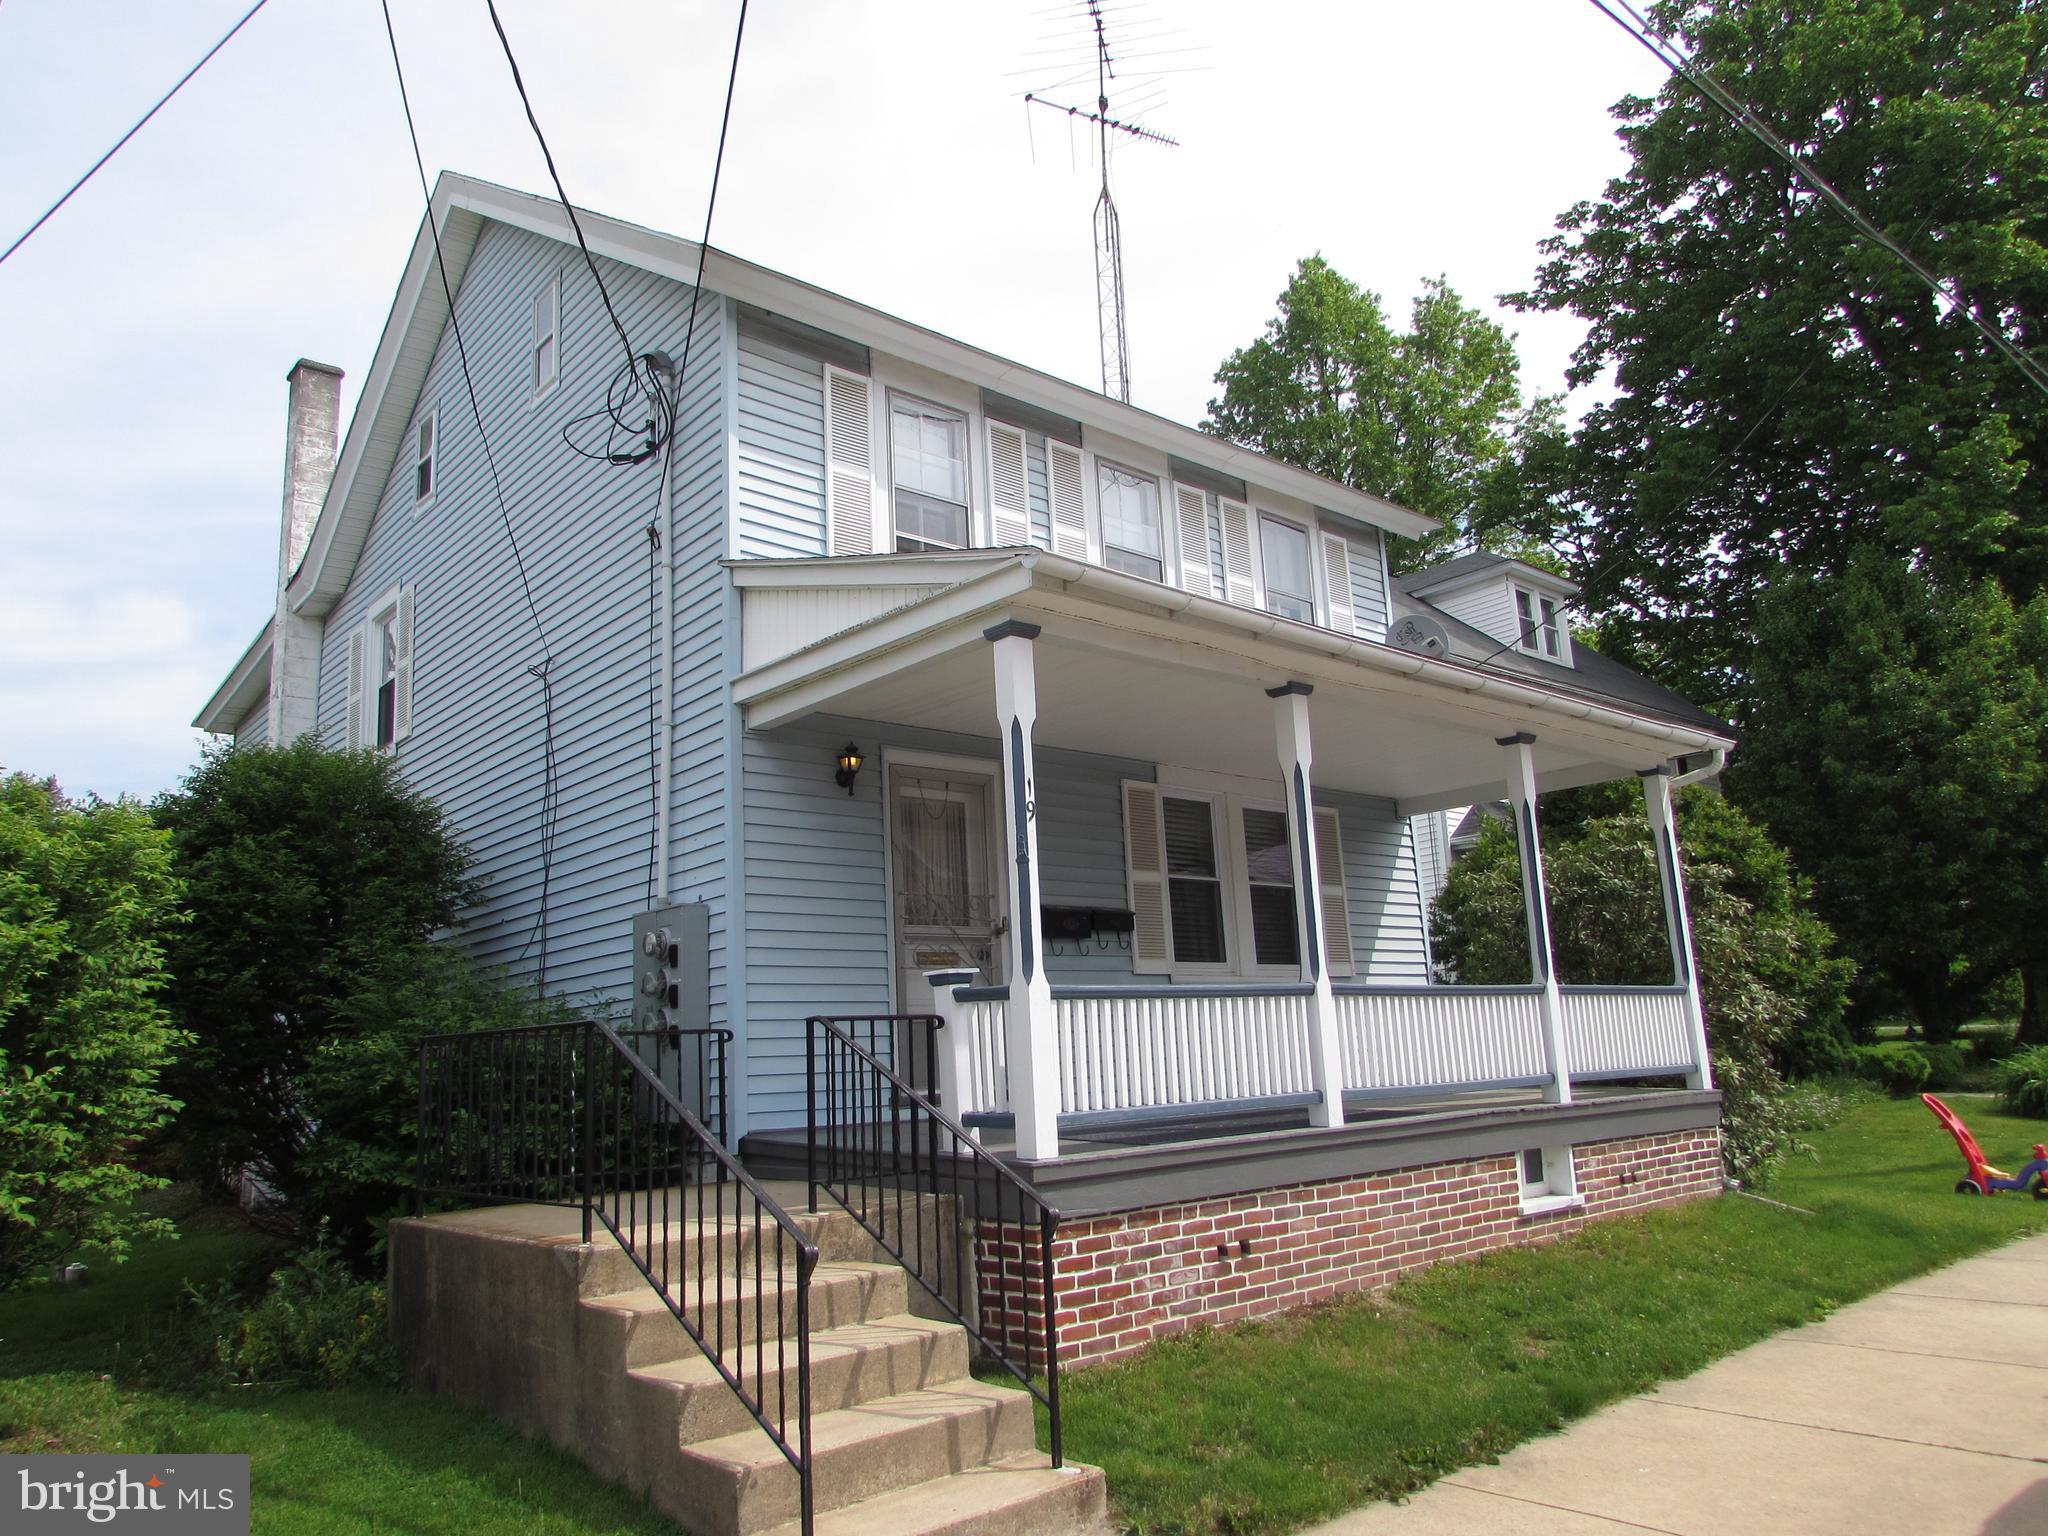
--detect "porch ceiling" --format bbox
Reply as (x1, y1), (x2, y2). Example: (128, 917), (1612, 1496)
(731, 556), (1731, 812)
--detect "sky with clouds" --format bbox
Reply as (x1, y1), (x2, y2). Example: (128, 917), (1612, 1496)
(0, 0), (1666, 802)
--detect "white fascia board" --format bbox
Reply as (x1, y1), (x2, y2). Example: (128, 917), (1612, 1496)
(725, 550), (1021, 589)
(194, 625), (273, 732)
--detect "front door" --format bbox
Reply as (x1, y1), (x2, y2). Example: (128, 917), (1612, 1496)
(889, 768), (1000, 1072)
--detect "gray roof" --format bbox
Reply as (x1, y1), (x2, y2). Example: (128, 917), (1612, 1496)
(1397, 587), (1730, 738)
(1397, 551), (1578, 599)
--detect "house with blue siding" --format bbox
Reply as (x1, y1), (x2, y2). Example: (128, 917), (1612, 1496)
(201, 173), (1735, 1394)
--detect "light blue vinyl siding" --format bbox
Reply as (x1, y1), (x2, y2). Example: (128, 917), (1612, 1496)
(232, 694), (268, 747)
(314, 220), (733, 1017)
(735, 715), (1428, 1130)
(1320, 789), (1431, 984)
(734, 328), (826, 559)
(1346, 532), (1390, 635)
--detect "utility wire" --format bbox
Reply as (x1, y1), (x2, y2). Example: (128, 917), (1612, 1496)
(1464, 4), (2041, 675)
(1586, 0), (2048, 400)
(381, 0), (561, 983)
(484, 0), (643, 383)
(0, 0), (270, 267)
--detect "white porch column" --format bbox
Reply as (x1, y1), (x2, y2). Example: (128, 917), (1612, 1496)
(1270, 683), (1345, 1128)
(987, 621), (1059, 1160)
(1502, 733), (1572, 1104)
(1641, 769), (1715, 1090)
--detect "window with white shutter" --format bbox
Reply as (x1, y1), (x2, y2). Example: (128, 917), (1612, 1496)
(1314, 806), (1353, 977)
(1218, 497), (1256, 605)
(1173, 483), (1211, 595)
(1121, 780), (1170, 973)
(1047, 439), (1088, 559)
(986, 419), (1031, 547)
(345, 627), (366, 750)
(1320, 533), (1356, 635)
(1098, 460), (1166, 581)
(823, 365), (876, 555)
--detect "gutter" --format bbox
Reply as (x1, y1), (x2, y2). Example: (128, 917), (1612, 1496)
(1670, 746), (1729, 788)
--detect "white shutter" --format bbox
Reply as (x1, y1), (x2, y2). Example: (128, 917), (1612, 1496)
(1314, 806), (1353, 977)
(1047, 439), (1088, 559)
(1219, 497), (1256, 605)
(987, 419), (1030, 547)
(823, 365), (876, 556)
(1173, 483), (1211, 595)
(1320, 532), (1355, 635)
(392, 583), (417, 744)
(345, 625), (367, 750)
(1122, 779), (1171, 973)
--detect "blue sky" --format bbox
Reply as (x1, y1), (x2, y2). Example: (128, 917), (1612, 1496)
(0, 0), (1664, 802)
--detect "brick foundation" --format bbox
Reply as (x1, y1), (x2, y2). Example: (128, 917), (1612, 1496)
(980, 1125), (1721, 1368)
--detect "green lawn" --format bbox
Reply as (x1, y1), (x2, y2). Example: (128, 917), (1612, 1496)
(1056, 1091), (2048, 1535)
(0, 1212), (674, 1536)
(7, 1095), (2042, 1536)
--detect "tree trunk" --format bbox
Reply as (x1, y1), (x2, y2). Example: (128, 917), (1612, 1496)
(2019, 963), (2048, 1047)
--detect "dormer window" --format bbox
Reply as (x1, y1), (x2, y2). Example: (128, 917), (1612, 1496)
(1515, 586), (1562, 659)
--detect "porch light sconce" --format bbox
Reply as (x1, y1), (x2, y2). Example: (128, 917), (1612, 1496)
(834, 743), (864, 796)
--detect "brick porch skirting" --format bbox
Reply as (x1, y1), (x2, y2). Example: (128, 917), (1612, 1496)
(978, 1126), (1722, 1369)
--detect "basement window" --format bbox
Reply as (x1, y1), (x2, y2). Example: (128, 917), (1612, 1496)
(1519, 1145), (1581, 1215)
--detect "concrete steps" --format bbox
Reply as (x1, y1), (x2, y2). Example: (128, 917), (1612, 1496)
(389, 1195), (1106, 1536)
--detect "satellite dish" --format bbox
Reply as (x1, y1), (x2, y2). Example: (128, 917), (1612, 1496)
(1386, 614), (1450, 660)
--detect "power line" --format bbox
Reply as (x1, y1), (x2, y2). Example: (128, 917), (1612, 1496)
(1585, 0), (2048, 401)
(484, 0), (644, 383)
(0, 0), (271, 268)
(380, 0), (562, 982)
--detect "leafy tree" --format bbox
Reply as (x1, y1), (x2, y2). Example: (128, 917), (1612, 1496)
(1205, 258), (1556, 569)
(154, 740), (478, 1256)
(1430, 787), (1852, 1183)
(1734, 555), (2048, 1043)
(0, 774), (187, 1290)
(1512, 0), (2048, 704)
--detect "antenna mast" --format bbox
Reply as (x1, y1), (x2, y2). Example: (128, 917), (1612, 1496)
(1025, 1), (1176, 403)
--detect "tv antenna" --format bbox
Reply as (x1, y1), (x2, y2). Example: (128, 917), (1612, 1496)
(1024, 1), (1178, 403)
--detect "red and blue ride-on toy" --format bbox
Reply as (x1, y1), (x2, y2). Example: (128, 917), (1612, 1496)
(1922, 1093), (2048, 1197)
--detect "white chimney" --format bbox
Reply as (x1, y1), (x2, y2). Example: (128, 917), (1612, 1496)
(267, 359), (343, 744)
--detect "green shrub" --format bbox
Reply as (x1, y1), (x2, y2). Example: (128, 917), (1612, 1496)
(1431, 786), (1853, 1185)
(1972, 1030), (2019, 1066)
(1994, 1046), (2048, 1118)
(188, 1234), (395, 1389)
(1849, 1045), (1933, 1097)
(1912, 1042), (1970, 1091)
(0, 774), (190, 1290)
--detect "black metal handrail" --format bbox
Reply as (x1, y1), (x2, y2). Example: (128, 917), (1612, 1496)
(806, 1013), (1064, 1466)
(419, 1020), (819, 1534)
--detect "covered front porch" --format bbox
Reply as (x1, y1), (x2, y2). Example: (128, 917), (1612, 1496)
(732, 549), (1730, 1164)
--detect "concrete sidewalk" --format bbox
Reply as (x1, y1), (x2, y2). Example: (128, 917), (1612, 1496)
(1311, 1230), (2048, 1536)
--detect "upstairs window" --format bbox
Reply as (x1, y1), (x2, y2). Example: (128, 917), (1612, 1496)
(1515, 586), (1562, 658)
(348, 584), (415, 753)
(1098, 461), (1165, 581)
(531, 278), (560, 398)
(375, 608), (401, 749)
(414, 409), (437, 507)
(1260, 515), (1314, 623)
(890, 396), (969, 552)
